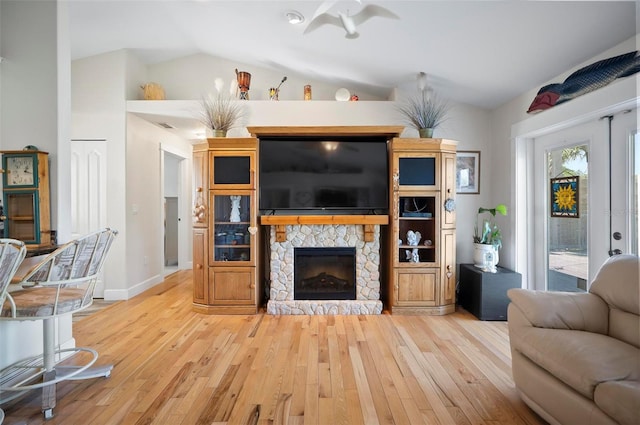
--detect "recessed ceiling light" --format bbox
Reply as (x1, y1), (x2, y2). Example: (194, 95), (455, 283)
(285, 10), (304, 25)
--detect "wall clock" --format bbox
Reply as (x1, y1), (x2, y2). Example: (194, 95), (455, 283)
(3, 154), (37, 187)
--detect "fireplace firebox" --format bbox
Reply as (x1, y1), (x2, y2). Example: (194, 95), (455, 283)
(294, 247), (356, 300)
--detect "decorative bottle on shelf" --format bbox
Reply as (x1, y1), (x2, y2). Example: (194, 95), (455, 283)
(304, 85), (312, 100)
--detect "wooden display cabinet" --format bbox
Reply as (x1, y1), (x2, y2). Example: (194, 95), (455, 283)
(389, 138), (457, 315)
(192, 138), (259, 314)
(1, 150), (51, 247)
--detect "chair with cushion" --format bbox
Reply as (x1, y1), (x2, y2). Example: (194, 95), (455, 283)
(0, 228), (117, 419)
(507, 254), (640, 425)
(0, 238), (28, 424)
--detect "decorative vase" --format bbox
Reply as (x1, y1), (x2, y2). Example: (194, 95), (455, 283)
(473, 243), (499, 272)
(419, 128), (434, 138)
(235, 69), (251, 100)
(213, 129), (227, 138)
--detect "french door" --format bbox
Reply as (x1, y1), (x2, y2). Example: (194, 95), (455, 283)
(532, 109), (638, 291)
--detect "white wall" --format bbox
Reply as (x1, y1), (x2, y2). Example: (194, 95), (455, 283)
(490, 34), (639, 274)
(71, 50), (128, 296)
(0, 0), (74, 371)
(0, 1), (58, 151)
(56, 0), (72, 243)
(72, 50), (194, 300)
(0, 0), (67, 236)
(164, 153), (180, 197)
(124, 113), (192, 298)
(145, 53), (388, 102)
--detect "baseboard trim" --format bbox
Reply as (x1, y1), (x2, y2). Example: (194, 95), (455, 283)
(103, 274), (163, 300)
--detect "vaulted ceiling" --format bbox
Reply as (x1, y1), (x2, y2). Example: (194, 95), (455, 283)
(69, 1), (637, 109)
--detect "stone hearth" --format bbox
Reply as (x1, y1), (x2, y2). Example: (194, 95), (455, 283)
(267, 224), (383, 315)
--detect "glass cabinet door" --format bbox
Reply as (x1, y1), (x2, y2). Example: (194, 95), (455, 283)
(3, 191), (40, 243)
(210, 190), (254, 264)
(392, 152), (439, 192)
(209, 151), (255, 189)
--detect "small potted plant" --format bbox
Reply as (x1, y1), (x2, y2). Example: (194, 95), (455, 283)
(198, 93), (245, 137)
(473, 204), (507, 271)
(397, 90), (450, 138)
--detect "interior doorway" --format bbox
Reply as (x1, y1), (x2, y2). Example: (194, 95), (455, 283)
(163, 152), (183, 276)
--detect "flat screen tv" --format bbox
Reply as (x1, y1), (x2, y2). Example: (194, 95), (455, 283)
(259, 137), (389, 213)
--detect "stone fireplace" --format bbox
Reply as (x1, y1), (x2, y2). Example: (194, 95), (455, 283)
(294, 247), (356, 300)
(267, 224), (383, 315)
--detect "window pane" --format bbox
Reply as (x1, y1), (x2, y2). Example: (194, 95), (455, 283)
(547, 145), (588, 292)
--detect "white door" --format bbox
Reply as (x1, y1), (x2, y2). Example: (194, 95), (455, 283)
(164, 197), (179, 266)
(532, 109), (637, 290)
(70, 140), (108, 296)
(611, 110), (639, 256)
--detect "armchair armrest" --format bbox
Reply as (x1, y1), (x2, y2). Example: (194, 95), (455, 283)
(507, 288), (608, 333)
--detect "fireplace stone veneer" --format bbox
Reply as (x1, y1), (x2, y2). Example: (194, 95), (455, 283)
(267, 224), (383, 315)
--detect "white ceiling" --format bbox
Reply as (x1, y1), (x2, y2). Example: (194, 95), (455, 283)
(69, 0), (637, 109)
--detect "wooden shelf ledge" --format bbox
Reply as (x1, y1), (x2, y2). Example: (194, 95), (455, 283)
(247, 125), (403, 138)
(260, 215), (388, 242)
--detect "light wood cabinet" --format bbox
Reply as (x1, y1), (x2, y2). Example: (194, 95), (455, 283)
(192, 138), (259, 314)
(394, 268), (438, 308)
(1, 150), (51, 248)
(209, 267), (256, 306)
(193, 228), (208, 305)
(389, 138), (457, 315)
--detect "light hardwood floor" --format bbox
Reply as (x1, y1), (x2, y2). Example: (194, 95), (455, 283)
(2, 270), (545, 425)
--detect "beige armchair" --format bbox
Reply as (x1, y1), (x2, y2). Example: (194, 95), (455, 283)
(507, 254), (640, 425)
(0, 228), (117, 420)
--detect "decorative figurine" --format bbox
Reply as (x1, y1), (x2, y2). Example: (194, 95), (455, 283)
(527, 50), (640, 113)
(229, 195), (242, 222)
(405, 249), (420, 263)
(406, 230), (422, 263)
(406, 230), (421, 246)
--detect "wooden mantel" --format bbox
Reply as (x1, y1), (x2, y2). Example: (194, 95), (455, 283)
(260, 215), (389, 242)
(247, 125), (404, 138)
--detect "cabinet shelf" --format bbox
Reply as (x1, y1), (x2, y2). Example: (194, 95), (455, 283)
(399, 217), (434, 221)
(214, 221), (250, 225)
(216, 244), (250, 248)
(9, 216), (35, 221)
(399, 245), (435, 250)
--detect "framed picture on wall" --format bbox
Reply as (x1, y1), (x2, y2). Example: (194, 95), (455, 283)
(456, 151), (480, 194)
